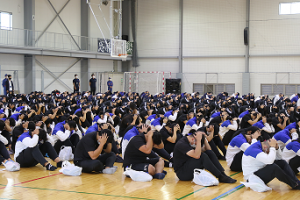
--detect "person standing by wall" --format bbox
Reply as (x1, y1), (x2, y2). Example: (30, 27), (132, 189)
(89, 73), (97, 95)
(6, 75), (14, 96)
(107, 77), (113, 93)
(73, 74), (80, 93)
(2, 74), (8, 96)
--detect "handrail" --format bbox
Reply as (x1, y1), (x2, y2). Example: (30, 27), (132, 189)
(0, 27), (105, 53)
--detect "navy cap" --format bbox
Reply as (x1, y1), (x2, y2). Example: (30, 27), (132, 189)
(5, 74), (7, 76)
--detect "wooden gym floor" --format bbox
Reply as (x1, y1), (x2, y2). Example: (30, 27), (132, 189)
(0, 156), (299, 200)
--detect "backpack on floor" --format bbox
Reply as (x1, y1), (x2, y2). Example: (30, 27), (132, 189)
(192, 169), (219, 186)
(58, 146), (74, 161)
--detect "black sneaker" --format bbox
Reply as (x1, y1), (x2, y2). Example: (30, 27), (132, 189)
(293, 184), (300, 190)
(219, 174), (237, 183)
(46, 163), (57, 171)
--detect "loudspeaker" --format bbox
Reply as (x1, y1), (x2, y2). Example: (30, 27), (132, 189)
(122, 35), (129, 41)
(244, 27), (249, 45)
(166, 79), (181, 94)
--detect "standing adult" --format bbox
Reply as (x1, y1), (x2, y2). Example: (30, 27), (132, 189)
(6, 74), (14, 96)
(2, 74), (8, 96)
(89, 73), (97, 95)
(73, 74), (80, 93)
(107, 77), (113, 92)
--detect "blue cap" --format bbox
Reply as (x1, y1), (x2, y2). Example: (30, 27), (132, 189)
(5, 74), (7, 76)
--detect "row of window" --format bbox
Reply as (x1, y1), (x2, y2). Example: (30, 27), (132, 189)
(0, 3), (298, 31)
(192, 83), (300, 97)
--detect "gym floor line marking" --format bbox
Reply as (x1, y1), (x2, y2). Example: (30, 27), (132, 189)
(176, 172), (241, 200)
(211, 184), (245, 200)
(0, 184), (155, 200)
(0, 173), (62, 190)
(0, 198), (18, 200)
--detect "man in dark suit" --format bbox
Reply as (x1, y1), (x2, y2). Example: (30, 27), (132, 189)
(6, 74), (14, 96)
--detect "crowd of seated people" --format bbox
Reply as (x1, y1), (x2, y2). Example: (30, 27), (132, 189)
(1, 90), (300, 189)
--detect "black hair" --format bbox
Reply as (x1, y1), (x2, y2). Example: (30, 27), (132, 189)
(0, 120), (5, 131)
(189, 129), (205, 146)
(98, 129), (113, 143)
(226, 116), (232, 121)
(267, 118), (272, 123)
(8, 118), (15, 127)
(72, 116), (80, 125)
(113, 116), (120, 127)
(165, 120), (172, 128)
(67, 120), (77, 129)
(139, 111), (148, 120)
(152, 131), (162, 145)
(28, 121), (36, 131)
(44, 118), (52, 126)
(38, 129), (47, 142)
(23, 114), (28, 122)
(245, 126), (260, 134)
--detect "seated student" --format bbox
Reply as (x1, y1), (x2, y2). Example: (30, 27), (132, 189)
(173, 130), (236, 183)
(86, 123), (104, 135)
(182, 115), (206, 136)
(14, 128), (62, 171)
(273, 127), (299, 150)
(0, 120), (18, 168)
(252, 116), (275, 140)
(240, 111), (261, 129)
(12, 121), (36, 152)
(226, 127), (261, 171)
(93, 111), (114, 125)
(151, 117), (167, 131)
(219, 116), (238, 145)
(198, 124), (227, 160)
(144, 113), (155, 126)
(160, 122), (182, 154)
(282, 137), (300, 174)
(123, 129), (166, 179)
(164, 109), (179, 122)
(176, 110), (194, 131)
(242, 138), (300, 190)
(74, 129), (117, 174)
(272, 114), (289, 133)
(122, 124), (149, 159)
(51, 120), (77, 154)
(1, 118), (16, 154)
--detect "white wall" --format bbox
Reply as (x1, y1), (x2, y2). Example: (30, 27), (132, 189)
(35, 55), (81, 94)
(0, 0), (24, 29)
(89, 0), (112, 39)
(35, 0), (81, 50)
(134, 0), (246, 94)
(183, 0), (246, 57)
(249, 0), (300, 95)
(136, 0), (179, 58)
(0, 54), (25, 94)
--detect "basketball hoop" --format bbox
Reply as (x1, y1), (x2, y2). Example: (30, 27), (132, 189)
(118, 53), (128, 61)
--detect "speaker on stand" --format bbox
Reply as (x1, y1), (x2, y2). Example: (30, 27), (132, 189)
(166, 79), (181, 94)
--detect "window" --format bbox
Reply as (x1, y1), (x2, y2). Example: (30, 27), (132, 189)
(193, 83), (235, 95)
(261, 84), (300, 96)
(0, 12), (12, 30)
(279, 2), (300, 15)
